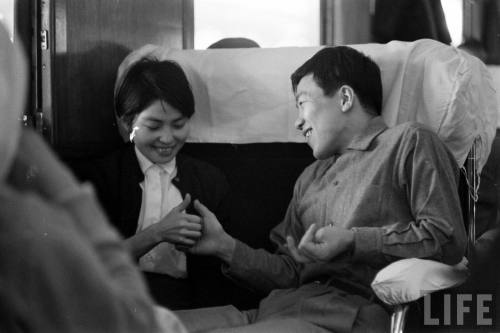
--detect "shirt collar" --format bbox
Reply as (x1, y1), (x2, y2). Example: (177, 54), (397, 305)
(346, 116), (388, 151)
(135, 146), (177, 175)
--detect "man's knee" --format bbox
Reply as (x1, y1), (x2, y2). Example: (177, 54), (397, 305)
(210, 318), (330, 333)
(352, 303), (390, 333)
(175, 305), (252, 333)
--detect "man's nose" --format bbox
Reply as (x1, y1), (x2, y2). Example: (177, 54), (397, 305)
(295, 117), (305, 131)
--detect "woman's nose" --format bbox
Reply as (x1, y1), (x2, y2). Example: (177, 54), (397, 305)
(159, 129), (174, 143)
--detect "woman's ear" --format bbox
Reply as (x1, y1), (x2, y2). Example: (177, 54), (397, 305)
(339, 85), (354, 112)
(116, 116), (131, 142)
(116, 115), (138, 143)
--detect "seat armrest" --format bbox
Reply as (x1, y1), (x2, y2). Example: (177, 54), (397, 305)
(371, 257), (469, 306)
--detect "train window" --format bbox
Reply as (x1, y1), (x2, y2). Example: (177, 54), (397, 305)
(441, 0), (463, 46)
(0, 0), (14, 41)
(194, 0), (320, 49)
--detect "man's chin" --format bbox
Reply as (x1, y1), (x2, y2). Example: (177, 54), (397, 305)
(311, 146), (322, 159)
(313, 149), (330, 160)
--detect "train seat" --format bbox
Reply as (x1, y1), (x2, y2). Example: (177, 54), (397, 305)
(116, 39), (498, 322)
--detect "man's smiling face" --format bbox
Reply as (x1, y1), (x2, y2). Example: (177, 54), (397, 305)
(294, 74), (347, 159)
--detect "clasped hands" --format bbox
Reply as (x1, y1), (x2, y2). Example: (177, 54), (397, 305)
(152, 193), (227, 256)
(286, 223), (355, 263)
(9, 130), (228, 257)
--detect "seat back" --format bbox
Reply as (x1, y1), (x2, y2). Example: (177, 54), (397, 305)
(116, 39), (497, 174)
(117, 40), (497, 249)
(115, 41), (498, 308)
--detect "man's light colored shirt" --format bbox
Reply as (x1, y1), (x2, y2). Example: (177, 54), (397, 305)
(223, 117), (467, 295)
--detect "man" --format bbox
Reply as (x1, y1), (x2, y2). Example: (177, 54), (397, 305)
(181, 46), (467, 333)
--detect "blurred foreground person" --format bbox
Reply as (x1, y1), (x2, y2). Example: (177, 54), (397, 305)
(0, 24), (185, 333)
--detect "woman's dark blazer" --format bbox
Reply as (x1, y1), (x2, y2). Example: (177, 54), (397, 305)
(78, 143), (237, 309)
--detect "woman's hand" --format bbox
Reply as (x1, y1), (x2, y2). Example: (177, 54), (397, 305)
(126, 194), (203, 259)
(149, 194), (202, 246)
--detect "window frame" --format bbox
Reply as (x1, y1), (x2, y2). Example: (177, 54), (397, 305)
(184, 0), (328, 49)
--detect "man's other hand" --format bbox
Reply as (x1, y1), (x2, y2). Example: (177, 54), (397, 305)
(289, 224), (355, 263)
(286, 235), (313, 263)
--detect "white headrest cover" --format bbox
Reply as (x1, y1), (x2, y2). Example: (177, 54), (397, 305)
(0, 25), (26, 180)
(116, 39), (497, 172)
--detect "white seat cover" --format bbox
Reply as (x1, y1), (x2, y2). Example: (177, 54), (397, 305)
(371, 257), (469, 305)
(116, 39), (497, 172)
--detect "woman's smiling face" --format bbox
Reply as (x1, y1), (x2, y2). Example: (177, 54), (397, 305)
(131, 100), (190, 164)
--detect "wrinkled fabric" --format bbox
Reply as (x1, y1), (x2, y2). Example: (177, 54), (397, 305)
(115, 40), (497, 173)
(490, 67), (500, 128)
(371, 257), (469, 305)
(176, 285), (389, 333)
(373, 0), (451, 44)
(0, 185), (168, 332)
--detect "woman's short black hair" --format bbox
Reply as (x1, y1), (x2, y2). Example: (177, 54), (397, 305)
(291, 46), (382, 116)
(115, 58), (195, 129)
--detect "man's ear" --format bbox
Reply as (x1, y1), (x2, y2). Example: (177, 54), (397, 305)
(339, 85), (354, 112)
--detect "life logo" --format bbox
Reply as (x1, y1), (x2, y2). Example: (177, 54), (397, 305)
(422, 291), (496, 329)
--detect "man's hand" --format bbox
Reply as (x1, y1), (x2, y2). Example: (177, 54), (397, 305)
(187, 199), (235, 263)
(287, 224), (355, 263)
(286, 235), (313, 263)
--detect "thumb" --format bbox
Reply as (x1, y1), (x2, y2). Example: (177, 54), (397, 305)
(175, 193), (191, 212)
(193, 199), (211, 217)
(286, 235), (297, 251)
(286, 235), (311, 264)
(299, 223), (318, 249)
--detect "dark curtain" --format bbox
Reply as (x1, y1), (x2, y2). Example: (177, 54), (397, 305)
(484, 0), (500, 64)
(373, 0), (451, 44)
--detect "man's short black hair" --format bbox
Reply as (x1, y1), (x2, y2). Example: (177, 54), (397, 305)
(291, 46), (382, 115)
(115, 58), (195, 129)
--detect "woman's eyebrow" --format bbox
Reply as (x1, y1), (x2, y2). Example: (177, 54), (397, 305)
(172, 116), (188, 123)
(142, 117), (162, 123)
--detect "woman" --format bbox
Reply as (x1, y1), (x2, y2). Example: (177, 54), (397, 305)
(82, 56), (235, 309)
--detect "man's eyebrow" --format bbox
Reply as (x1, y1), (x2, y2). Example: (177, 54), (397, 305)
(295, 91), (306, 101)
